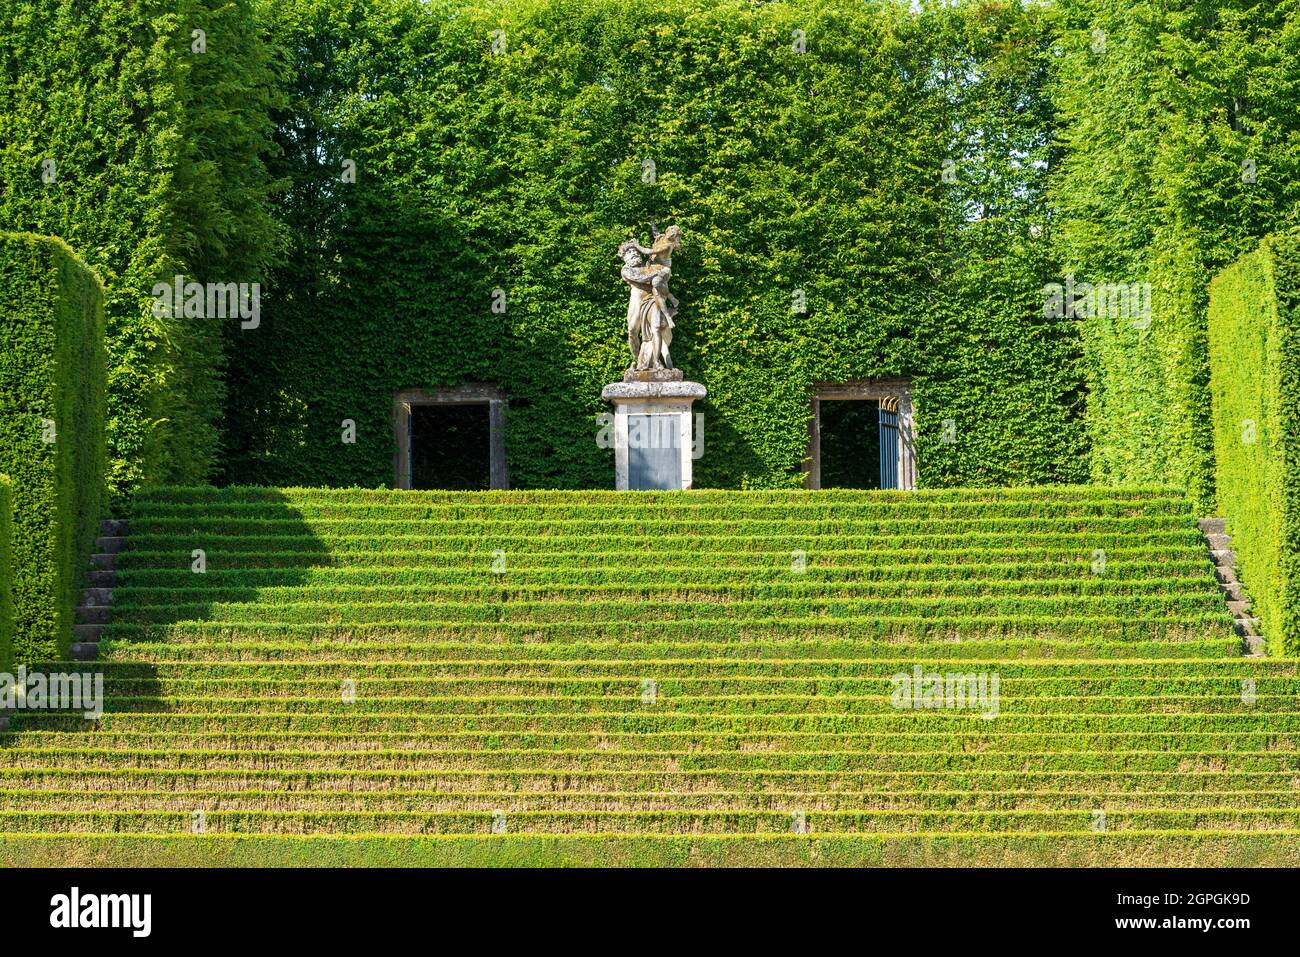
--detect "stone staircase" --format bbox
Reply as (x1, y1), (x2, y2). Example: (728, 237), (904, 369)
(1198, 517), (1264, 656)
(70, 518), (128, 661)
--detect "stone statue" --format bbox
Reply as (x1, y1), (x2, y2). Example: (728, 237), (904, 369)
(619, 224), (682, 374)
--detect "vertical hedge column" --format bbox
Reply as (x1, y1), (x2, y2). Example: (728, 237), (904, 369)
(1208, 230), (1300, 656)
(0, 234), (106, 662)
(0, 474), (13, 675)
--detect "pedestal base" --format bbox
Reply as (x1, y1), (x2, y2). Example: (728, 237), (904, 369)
(601, 380), (706, 490)
(623, 367), (684, 383)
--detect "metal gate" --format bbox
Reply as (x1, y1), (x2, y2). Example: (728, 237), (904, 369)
(879, 405), (900, 490)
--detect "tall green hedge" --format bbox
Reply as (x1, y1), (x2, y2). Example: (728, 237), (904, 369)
(0, 234), (107, 663)
(220, 0), (1085, 489)
(0, 474), (14, 676)
(1208, 230), (1300, 656)
(0, 0), (284, 501)
(1053, 0), (1300, 512)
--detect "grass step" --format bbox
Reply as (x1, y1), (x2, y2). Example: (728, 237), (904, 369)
(108, 578), (1224, 607)
(4, 808), (1300, 834)
(3, 789), (1294, 812)
(89, 638), (1246, 662)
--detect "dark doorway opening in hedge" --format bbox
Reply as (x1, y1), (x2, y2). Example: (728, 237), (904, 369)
(393, 385), (510, 490)
(819, 400), (882, 489)
(805, 379), (916, 490)
(409, 404), (491, 490)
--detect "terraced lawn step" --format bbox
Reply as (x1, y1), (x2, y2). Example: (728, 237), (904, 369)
(114, 546), (1215, 572)
(4, 484), (1265, 854)
(104, 597), (1230, 628)
(3, 748), (1296, 773)
(111, 561), (1221, 588)
(108, 578), (1224, 608)
(6, 808), (1300, 834)
(132, 485), (1191, 504)
(90, 638), (1247, 662)
(14, 695), (1300, 729)
(98, 616), (1234, 644)
(129, 492), (1193, 514)
(61, 656), (1300, 677)
(6, 768), (1295, 792)
(4, 789), (1297, 812)
(7, 729), (1300, 753)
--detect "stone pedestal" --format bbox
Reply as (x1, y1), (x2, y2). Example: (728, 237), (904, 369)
(601, 378), (706, 490)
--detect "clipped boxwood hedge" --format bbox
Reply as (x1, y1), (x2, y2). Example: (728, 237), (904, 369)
(0, 234), (107, 662)
(1208, 229), (1300, 655)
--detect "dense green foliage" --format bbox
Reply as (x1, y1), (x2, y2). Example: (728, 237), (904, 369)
(1052, 0), (1300, 510)
(1208, 231), (1300, 655)
(0, 0), (284, 499)
(221, 0), (1085, 489)
(0, 475), (13, 675)
(0, 234), (106, 663)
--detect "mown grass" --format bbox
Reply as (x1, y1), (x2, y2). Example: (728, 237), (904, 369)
(3, 485), (1278, 865)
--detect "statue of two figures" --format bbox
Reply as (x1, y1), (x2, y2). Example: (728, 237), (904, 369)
(618, 224), (682, 378)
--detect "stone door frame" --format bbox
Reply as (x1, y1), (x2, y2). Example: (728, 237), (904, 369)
(804, 378), (916, 490)
(393, 385), (509, 490)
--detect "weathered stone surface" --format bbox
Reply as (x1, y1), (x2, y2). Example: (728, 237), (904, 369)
(82, 588), (113, 607)
(602, 380), (706, 402)
(76, 606), (110, 625)
(95, 536), (129, 554)
(623, 367), (684, 384)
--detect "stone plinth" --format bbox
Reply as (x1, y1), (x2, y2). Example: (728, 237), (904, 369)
(622, 367), (684, 384)
(601, 380), (706, 490)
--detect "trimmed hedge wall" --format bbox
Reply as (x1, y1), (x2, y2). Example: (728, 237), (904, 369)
(1208, 230), (1300, 656)
(220, 0), (1086, 490)
(0, 474), (13, 675)
(0, 0), (283, 500)
(0, 234), (107, 663)
(1053, 0), (1300, 512)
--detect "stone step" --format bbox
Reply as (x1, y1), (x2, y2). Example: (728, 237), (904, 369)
(1215, 566), (1238, 585)
(88, 570), (117, 588)
(1227, 599), (1253, 616)
(1204, 532), (1230, 550)
(80, 588), (113, 608)
(1197, 517), (1226, 535)
(1212, 549), (1236, 566)
(73, 624), (103, 644)
(95, 536), (128, 555)
(75, 605), (110, 626)
(89, 552), (117, 571)
(1233, 617), (1262, 638)
(99, 519), (129, 537)
(1243, 634), (1267, 656)
(70, 643), (99, 661)
(1220, 580), (1245, 601)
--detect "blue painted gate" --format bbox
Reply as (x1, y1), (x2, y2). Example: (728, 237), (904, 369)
(879, 406), (900, 490)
